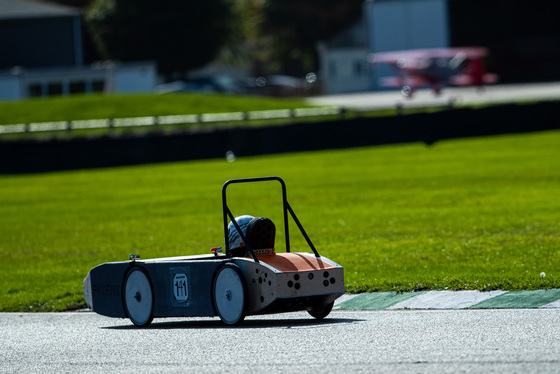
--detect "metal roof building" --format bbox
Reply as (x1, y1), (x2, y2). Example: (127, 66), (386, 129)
(0, 0), (83, 69)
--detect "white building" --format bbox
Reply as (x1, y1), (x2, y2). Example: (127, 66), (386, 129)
(318, 0), (450, 94)
(317, 19), (371, 95)
(0, 0), (156, 100)
(0, 62), (157, 101)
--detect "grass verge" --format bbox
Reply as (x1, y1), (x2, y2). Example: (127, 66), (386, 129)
(0, 93), (310, 125)
(0, 92), (471, 141)
(0, 130), (559, 311)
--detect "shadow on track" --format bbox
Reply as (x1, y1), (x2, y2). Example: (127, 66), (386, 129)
(102, 317), (364, 330)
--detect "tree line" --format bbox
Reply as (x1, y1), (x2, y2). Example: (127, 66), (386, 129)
(51, 0), (363, 79)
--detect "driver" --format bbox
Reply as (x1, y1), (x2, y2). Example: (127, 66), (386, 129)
(228, 215), (276, 257)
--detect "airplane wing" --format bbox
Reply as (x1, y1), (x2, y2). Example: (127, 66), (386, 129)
(368, 47), (489, 65)
(379, 76), (431, 88)
(449, 73), (499, 86)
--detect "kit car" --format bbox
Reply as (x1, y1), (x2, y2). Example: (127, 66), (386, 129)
(83, 177), (344, 326)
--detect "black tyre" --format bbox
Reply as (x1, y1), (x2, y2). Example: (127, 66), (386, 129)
(307, 301), (334, 320)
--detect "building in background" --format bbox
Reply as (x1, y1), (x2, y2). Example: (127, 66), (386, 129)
(0, 0), (156, 100)
(0, 62), (157, 101)
(0, 0), (83, 69)
(319, 0), (560, 95)
(316, 19), (371, 95)
(319, 0), (449, 94)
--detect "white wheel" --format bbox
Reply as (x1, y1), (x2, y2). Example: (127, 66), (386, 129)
(213, 264), (247, 325)
(124, 267), (154, 327)
(401, 85), (413, 98)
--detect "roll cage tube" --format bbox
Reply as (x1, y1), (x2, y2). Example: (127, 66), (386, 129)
(222, 176), (320, 261)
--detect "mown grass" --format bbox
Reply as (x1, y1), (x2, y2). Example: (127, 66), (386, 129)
(0, 92), (461, 141)
(0, 93), (310, 125)
(1, 130), (559, 311)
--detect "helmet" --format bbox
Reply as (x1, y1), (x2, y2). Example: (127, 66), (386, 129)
(227, 215), (254, 252)
(228, 215), (276, 257)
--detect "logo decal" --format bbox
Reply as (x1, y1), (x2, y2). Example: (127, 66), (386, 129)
(173, 273), (188, 302)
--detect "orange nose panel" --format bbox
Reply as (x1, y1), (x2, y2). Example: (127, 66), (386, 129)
(256, 253), (337, 273)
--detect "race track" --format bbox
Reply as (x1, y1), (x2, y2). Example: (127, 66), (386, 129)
(2, 310), (559, 373)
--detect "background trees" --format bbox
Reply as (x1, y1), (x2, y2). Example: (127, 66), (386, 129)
(84, 0), (235, 78)
(50, 0), (363, 78)
(261, 0), (363, 76)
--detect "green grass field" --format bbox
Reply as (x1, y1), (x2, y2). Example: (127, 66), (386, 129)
(1, 130), (559, 312)
(0, 93), (454, 141)
(0, 93), (310, 125)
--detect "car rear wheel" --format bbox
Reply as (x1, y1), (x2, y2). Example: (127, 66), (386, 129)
(123, 267), (154, 327)
(212, 263), (247, 325)
(307, 301), (334, 320)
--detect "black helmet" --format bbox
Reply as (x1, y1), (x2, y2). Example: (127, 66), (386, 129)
(227, 216), (275, 257)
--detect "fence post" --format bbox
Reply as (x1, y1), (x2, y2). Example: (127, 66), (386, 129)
(339, 107), (347, 120)
(290, 109), (296, 122)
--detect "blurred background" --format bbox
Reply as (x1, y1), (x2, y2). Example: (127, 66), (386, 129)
(1, 0), (559, 100)
(1, 0), (559, 312)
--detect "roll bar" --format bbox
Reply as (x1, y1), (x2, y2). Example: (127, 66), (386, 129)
(222, 176), (320, 262)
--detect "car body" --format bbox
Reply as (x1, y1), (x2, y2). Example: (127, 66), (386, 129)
(83, 177), (344, 326)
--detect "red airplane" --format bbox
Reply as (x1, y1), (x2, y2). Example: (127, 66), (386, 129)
(367, 47), (498, 97)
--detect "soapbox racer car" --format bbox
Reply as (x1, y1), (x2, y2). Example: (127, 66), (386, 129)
(83, 177), (344, 326)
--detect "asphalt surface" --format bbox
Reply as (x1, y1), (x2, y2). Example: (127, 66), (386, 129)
(306, 81), (560, 111)
(2, 310), (559, 373)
